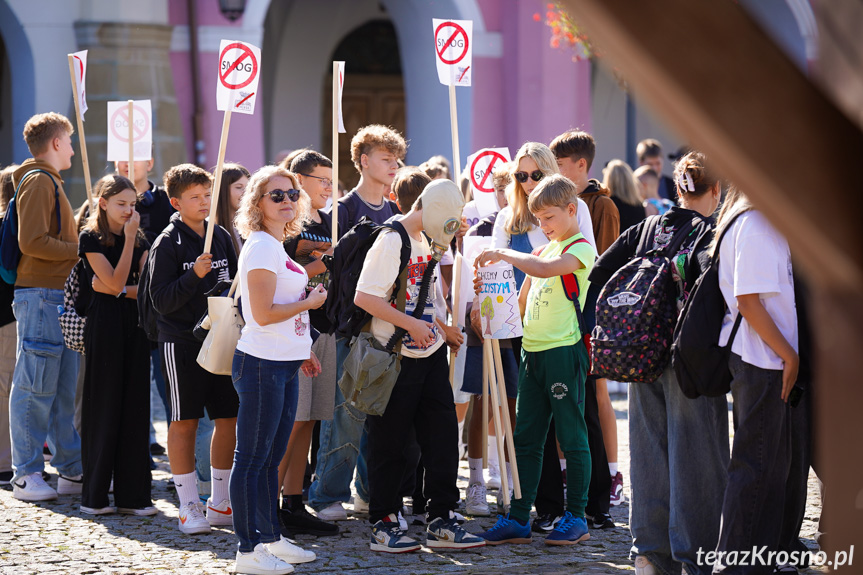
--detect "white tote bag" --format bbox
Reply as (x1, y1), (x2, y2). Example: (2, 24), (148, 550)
(197, 277), (244, 375)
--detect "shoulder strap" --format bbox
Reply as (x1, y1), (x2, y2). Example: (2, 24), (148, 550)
(636, 216), (660, 257)
(664, 218), (698, 258)
(390, 265), (409, 354)
(538, 239), (591, 339)
(711, 210), (746, 348)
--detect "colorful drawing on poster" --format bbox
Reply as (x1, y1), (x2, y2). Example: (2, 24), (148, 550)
(475, 261), (522, 339)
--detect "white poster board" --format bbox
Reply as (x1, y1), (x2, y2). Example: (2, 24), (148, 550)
(69, 50), (88, 117)
(475, 261), (523, 340)
(467, 147), (510, 218)
(106, 100), (152, 161)
(432, 18), (473, 87)
(216, 40), (262, 115)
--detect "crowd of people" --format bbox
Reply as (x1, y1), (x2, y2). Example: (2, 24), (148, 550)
(0, 111), (816, 575)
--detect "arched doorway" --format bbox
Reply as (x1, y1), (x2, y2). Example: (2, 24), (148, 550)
(0, 34), (12, 166)
(0, 1), (34, 165)
(323, 21), (405, 190)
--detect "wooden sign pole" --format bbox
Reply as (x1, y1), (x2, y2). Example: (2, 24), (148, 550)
(484, 338), (510, 507)
(331, 61), (340, 244)
(127, 100), (135, 189)
(481, 334), (489, 467)
(492, 339), (521, 498)
(203, 109), (232, 253)
(447, 73), (464, 383)
(449, 253), (463, 386)
(67, 55), (92, 207)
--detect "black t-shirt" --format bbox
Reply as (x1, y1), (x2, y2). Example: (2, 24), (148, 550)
(78, 230), (150, 304)
(137, 182), (176, 244)
(284, 210), (332, 333)
(333, 190), (400, 239)
(611, 196), (647, 234)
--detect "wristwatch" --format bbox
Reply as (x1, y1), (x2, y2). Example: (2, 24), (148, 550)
(116, 286), (127, 298)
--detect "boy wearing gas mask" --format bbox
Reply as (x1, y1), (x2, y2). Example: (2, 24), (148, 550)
(354, 179), (485, 553)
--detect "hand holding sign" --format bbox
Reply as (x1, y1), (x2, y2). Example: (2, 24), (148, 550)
(106, 100), (152, 162)
(432, 19), (473, 86)
(468, 147), (511, 218)
(216, 40), (262, 115)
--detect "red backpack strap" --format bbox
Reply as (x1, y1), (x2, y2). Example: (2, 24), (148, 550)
(560, 238), (591, 302)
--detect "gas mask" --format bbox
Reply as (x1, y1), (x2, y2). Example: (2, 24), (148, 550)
(419, 179), (465, 261)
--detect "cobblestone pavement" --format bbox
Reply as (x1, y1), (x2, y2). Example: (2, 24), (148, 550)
(0, 394), (826, 574)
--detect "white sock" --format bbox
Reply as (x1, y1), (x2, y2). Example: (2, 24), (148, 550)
(468, 457), (484, 486)
(211, 467), (231, 505)
(505, 462), (513, 491)
(609, 462), (619, 477)
(173, 472), (199, 508)
(559, 458), (567, 472)
(487, 439), (499, 465)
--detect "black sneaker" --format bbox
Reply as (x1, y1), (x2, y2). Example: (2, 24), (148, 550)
(0, 471), (12, 486)
(149, 443), (166, 456)
(279, 505), (340, 537)
(586, 512), (615, 529)
(532, 513), (563, 533)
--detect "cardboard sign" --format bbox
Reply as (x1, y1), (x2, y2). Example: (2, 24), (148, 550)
(106, 100), (152, 161)
(475, 262), (523, 339)
(468, 147), (510, 218)
(216, 40), (262, 115)
(336, 61), (346, 133)
(432, 19), (473, 87)
(69, 50), (88, 117)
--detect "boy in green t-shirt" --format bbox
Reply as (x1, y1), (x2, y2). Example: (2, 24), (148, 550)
(474, 174), (596, 545)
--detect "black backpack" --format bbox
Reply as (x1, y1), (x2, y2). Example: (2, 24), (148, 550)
(325, 217), (411, 339)
(671, 213), (743, 398)
(590, 216), (696, 384)
(137, 253), (159, 342)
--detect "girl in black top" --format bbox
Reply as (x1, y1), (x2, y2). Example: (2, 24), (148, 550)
(78, 174), (153, 516)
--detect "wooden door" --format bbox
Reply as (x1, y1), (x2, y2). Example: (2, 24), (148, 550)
(323, 74), (406, 190)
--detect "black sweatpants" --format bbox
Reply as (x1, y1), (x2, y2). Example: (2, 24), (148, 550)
(81, 296), (152, 509)
(535, 374), (610, 517)
(367, 346), (459, 523)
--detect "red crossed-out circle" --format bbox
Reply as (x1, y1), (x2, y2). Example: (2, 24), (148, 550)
(470, 150), (508, 193)
(434, 21), (469, 65)
(219, 42), (258, 90)
(110, 105), (149, 143)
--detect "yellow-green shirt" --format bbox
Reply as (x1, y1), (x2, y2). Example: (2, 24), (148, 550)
(522, 233), (596, 352)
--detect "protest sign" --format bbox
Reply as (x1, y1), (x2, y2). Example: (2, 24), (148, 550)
(432, 19), (473, 87)
(67, 51), (92, 204)
(216, 40), (261, 115)
(475, 261), (522, 339)
(468, 147), (511, 217)
(106, 100), (152, 162)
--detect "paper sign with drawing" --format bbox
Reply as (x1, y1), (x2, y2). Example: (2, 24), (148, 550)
(474, 261), (522, 339)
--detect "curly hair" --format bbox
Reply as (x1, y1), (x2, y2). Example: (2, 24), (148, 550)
(23, 113), (73, 156)
(235, 166), (310, 241)
(350, 124), (407, 173)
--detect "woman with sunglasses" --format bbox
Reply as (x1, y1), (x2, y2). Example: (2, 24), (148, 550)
(230, 166), (325, 575)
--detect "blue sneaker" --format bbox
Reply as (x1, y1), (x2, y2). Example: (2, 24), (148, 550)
(544, 511), (590, 545)
(426, 512), (486, 550)
(370, 514), (421, 553)
(477, 514), (532, 545)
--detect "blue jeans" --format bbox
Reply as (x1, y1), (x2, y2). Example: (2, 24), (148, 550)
(713, 354), (790, 575)
(9, 288), (81, 481)
(229, 351), (301, 553)
(195, 410), (214, 485)
(308, 337), (369, 510)
(629, 368), (730, 575)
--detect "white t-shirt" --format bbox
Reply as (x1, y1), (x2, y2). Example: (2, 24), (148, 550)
(717, 211), (798, 370)
(463, 201), (481, 230)
(490, 201), (597, 253)
(356, 229), (445, 359)
(236, 231), (312, 362)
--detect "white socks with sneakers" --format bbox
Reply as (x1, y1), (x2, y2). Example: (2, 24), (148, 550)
(173, 472), (199, 507)
(468, 457), (484, 486)
(211, 467), (231, 504)
(609, 462), (619, 477)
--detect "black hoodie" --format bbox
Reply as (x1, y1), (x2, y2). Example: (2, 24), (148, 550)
(148, 212), (238, 344)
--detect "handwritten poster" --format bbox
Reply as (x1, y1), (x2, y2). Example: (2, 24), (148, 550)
(474, 261), (522, 339)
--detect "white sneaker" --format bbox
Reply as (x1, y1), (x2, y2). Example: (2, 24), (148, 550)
(206, 497), (233, 526)
(266, 536), (316, 564)
(316, 502), (348, 521)
(465, 482), (490, 516)
(80, 505), (117, 515)
(635, 555), (657, 575)
(57, 474), (84, 495)
(485, 461), (501, 490)
(12, 472), (57, 501)
(178, 501), (212, 534)
(117, 506), (158, 516)
(352, 497), (369, 514)
(235, 543), (293, 575)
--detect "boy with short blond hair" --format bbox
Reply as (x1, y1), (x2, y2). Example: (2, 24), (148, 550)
(148, 163), (238, 535)
(10, 112), (83, 502)
(476, 174), (595, 546)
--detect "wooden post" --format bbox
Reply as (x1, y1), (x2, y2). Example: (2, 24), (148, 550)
(203, 109), (232, 253)
(67, 55), (92, 206)
(492, 339), (521, 499)
(449, 253), (463, 386)
(481, 333), (489, 467)
(447, 75), (464, 384)
(484, 338), (509, 507)
(331, 61), (340, 244)
(127, 100), (135, 188)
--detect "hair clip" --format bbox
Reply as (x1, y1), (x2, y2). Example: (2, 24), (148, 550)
(677, 171), (695, 193)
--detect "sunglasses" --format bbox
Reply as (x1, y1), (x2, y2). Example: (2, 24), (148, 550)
(513, 170), (545, 184)
(266, 189), (301, 203)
